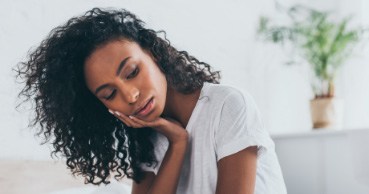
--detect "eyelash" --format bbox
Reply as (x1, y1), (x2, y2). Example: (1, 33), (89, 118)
(105, 67), (139, 100)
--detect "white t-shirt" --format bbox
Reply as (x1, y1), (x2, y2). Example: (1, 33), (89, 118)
(140, 82), (287, 194)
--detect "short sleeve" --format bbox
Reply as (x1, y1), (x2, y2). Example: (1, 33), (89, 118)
(139, 132), (169, 175)
(215, 89), (272, 162)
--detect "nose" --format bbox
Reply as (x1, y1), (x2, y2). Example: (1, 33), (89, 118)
(120, 85), (140, 105)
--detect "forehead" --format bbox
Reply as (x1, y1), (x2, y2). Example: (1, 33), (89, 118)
(85, 39), (140, 69)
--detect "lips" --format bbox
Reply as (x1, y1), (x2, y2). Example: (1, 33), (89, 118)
(134, 97), (153, 115)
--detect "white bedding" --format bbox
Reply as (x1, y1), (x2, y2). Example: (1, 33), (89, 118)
(47, 182), (132, 194)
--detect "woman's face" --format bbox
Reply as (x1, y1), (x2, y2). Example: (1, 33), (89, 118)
(84, 39), (168, 121)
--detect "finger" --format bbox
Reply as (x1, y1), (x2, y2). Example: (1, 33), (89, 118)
(109, 110), (136, 127)
(117, 112), (145, 128)
(116, 113), (133, 127)
(128, 116), (148, 127)
(120, 116), (135, 127)
(129, 115), (162, 128)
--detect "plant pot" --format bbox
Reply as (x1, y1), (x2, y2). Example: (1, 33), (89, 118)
(310, 97), (344, 129)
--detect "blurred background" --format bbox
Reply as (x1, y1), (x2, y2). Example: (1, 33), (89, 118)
(1, 0), (368, 193)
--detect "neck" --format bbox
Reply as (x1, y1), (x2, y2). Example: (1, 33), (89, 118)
(162, 85), (201, 128)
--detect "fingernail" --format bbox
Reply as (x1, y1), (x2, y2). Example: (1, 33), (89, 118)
(108, 109), (114, 115)
(129, 116), (134, 119)
(114, 111), (121, 116)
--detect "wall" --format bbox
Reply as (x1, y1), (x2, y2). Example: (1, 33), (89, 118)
(273, 128), (369, 194)
(1, 0), (368, 159)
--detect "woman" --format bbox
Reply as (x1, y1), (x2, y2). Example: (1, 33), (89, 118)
(15, 7), (286, 194)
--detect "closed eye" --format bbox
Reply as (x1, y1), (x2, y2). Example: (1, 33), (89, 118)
(104, 67), (139, 101)
(127, 67), (139, 79)
(105, 90), (116, 100)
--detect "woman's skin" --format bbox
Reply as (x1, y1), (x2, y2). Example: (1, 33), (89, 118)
(84, 38), (202, 194)
(84, 39), (201, 130)
(83, 38), (258, 194)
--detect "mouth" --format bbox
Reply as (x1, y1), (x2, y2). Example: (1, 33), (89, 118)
(134, 97), (154, 116)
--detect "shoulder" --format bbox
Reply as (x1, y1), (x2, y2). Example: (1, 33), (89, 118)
(204, 82), (248, 106)
(152, 131), (169, 152)
(144, 131), (169, 162)
(139, 131), (169, 175)
(205, 83), (255, 112)
(204, 83), (261, 128)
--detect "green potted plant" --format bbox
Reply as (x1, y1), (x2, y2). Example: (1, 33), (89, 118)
(257, 5), (367, 129)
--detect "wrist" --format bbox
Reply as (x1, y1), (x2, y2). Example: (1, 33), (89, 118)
(169, 138), (189, 150)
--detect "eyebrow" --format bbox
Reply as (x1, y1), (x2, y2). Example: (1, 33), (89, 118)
(94, 56), (131, 95)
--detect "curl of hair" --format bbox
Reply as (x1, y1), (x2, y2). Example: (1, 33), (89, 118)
(14, 7), (221, 185)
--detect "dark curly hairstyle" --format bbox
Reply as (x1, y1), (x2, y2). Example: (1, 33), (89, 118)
(14, 7), (221, 185)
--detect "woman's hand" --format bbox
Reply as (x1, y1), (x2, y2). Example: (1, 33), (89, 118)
(110, 109), (188, 194)
(109, 109), (189, 145)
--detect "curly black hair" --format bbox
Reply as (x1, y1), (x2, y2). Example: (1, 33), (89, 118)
(14, 7), (221, 185)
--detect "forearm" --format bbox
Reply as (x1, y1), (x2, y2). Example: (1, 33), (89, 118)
(147, 141), (188, 194)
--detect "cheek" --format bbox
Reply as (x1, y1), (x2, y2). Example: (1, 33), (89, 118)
(146, 65), (167, 86)
(99, 98), (115, 110)
(102, 98), (132, 116)
(100, 101), (111, 111)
